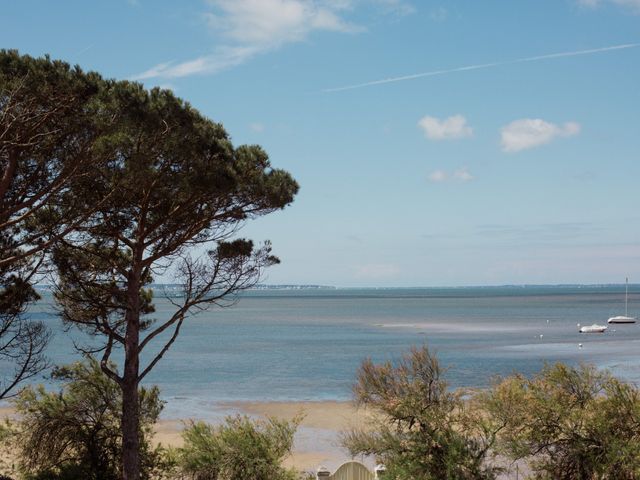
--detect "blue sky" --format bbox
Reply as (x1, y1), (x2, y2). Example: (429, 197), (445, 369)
(3, 0), (639, 286)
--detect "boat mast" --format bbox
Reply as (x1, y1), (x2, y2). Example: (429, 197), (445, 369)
(626, 277), (628, 317)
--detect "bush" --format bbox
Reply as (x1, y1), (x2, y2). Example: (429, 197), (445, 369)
(177, 415), (301, 480)
(342, 345), (500, 480)
(12, 358), (166, 480)
(482, 363), (640, 479)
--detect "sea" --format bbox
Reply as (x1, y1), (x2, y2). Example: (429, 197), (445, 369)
(7, 285), (640, 421)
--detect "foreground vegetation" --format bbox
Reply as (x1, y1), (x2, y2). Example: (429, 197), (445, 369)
(342, 346), (500, 480)
(177, 416), (304, 480)
(0, 359), (306, 480)
(483, 361), (640, 479)
(343, 346), (640, 480)
(12, 359), (164, 480)
(0, 348), (638, 480)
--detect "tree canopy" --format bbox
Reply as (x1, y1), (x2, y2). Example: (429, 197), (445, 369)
(0, 50), (108, 399)
(0, 49), (105, 274)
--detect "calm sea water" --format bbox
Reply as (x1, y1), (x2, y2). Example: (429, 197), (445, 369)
(10, 285), (640, 420)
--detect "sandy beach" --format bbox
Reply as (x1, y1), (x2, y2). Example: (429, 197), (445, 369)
(230, 400), (370, 431)
(0, 407), (16, 419)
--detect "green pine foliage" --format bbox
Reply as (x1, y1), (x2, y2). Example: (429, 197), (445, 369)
(0, 48), (105, 306)
(0, 48), (109, 400)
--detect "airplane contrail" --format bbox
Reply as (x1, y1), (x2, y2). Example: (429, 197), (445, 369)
(323, 43), (640, 93)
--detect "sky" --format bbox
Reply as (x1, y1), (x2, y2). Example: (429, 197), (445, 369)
(2, 0), (640, 287)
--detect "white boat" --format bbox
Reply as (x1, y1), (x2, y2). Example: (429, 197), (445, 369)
(579, 324), (607, 333)
(607, 277), (636, 324)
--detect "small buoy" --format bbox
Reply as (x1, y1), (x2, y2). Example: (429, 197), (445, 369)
(579, 343), (583, 348)
(577, 323), (581, 327)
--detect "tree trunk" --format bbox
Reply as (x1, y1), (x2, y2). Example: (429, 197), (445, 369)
(121, 341), (141, 480)
(122, 265), (142, 480)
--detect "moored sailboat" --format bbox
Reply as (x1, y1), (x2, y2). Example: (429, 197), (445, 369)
(579, 324), (607, 333)
(607, 278), (636, 324)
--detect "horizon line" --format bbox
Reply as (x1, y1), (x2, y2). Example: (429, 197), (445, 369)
(34, 282), (639, 289)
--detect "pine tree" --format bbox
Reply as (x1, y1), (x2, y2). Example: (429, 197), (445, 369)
(53, 80), (298, 479)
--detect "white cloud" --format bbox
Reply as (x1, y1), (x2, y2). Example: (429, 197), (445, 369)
(429, 6), (448, 21)
(453, 167), (473, 182)
(576, 0), (640, 13)
(249, 122), (265, 132)
(418, 115), (473, 140)
(132, 46), (260, 80)
(428, 167), (473, 183)
(133, 0), (413, 80)
(500, 119), (581, 153)
(204, 0), (360, 46)
(428, 170), (447, 182)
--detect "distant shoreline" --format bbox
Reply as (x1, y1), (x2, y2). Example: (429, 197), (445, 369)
(33, 282), (640, 291)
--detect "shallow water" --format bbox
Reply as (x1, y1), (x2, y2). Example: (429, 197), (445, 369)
(6, 285), (640, 420)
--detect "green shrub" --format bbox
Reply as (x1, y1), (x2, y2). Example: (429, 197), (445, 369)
(342, 345), (500, 480)
(177, 415), (301, 480)
(482, 363), (640, 479)
(12, 358), (166, 480)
